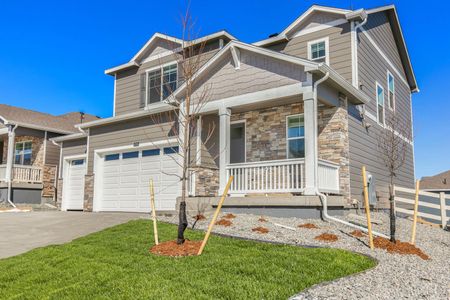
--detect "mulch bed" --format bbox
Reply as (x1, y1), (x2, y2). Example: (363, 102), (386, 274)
(373, 237), (430, 260)
(215, 219), (232, 227)
(350, 230), (366, 237)
(258, 217), (268, 223)
(150, 240), (202, 257)
(298, 223), (319, 229)
(314, 233), (338, 242)
(193, 214), (206, 221)
(223, 213), (236, 219)
(252, 227), (269, 234)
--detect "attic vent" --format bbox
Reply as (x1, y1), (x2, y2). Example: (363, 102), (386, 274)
(443, 178), (447, 185)
(268, 33), (279, 38)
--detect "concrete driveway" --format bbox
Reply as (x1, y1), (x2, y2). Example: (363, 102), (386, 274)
(0, 211), (146, 259)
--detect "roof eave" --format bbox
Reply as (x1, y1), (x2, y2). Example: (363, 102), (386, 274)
(50, 132), (86, 143)
(105, 61), (140, 76)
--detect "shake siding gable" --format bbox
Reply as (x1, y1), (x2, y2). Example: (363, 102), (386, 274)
(191, 50), (306, 103)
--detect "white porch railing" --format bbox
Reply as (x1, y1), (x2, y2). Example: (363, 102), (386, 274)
(226, 158), (339, 195)
(0, 164), (43, 183)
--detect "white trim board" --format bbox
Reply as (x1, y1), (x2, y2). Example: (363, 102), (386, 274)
(293, 19), (348, 38)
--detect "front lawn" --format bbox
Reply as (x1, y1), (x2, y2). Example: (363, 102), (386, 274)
(0, 220), (375, 299)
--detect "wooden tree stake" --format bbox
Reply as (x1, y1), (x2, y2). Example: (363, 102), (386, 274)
(197, 176), (233, 255)
(362, 166), (374, 250)
(150, 179), (159, 245)
(411, 179), (420, 245)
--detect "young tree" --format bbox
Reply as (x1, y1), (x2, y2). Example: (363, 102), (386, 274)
(377, 111), (412, 242)
(150, 6), (214, 244)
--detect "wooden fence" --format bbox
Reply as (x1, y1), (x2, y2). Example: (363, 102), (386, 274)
(394, 186), (450, 229)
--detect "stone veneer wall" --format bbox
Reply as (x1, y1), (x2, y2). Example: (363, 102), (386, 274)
(318, 98), (350, 202)
(56, 178), (63, 209)
(192, 167), (219, 197)
(2, 136), (45, 167)
(231, 103), (304, 162)
(42, 165), (57, 198)
(84, 174), (94, 212)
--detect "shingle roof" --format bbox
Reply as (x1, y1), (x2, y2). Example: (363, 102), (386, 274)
(420, 170), (450, 190)
(0, 104), (100, 134)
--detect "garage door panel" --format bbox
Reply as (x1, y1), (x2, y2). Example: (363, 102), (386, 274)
(64, 160), (86, 210)
(99, 147), (180, 212)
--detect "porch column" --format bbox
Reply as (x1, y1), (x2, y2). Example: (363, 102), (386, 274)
(219, 107), (231, 194)
(5, 124), (17, 205)
(303, 91), (318, 195)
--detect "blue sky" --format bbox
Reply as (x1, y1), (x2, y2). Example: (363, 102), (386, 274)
(0, 0), (448, 179)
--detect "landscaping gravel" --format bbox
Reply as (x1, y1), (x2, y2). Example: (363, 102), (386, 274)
(158, 211), (450, 299)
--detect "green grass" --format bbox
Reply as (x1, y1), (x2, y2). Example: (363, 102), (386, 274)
(0, 220), (375, 299)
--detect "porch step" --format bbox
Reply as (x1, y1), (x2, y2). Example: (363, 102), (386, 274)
(245, 193), (294, 197)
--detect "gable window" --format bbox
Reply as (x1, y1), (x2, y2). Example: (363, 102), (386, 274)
(307, 37), (329, 64)
(287, 115), (305, 159)
(15, 141), (32, 165)
(146, 63), (178, 105)
(376, 83), (385, 125)
(387, 72), (395, 110)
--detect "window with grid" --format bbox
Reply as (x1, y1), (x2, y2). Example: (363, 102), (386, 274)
(146, 63), (177, 104)
(287, 115), (305, 159)
(15, 141), (32, 165)
(309, 39), (327, 63)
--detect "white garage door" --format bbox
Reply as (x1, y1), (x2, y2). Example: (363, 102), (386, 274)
(99, 146), (181, 212)
(64, 159), (86, 210)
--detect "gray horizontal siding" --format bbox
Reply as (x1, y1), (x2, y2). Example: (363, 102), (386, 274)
(268, 22), (352, 82)
(115, 40), (223, 116)
(87, 115), (176, 173)
(348, 114), (414, 207)
(61, 138), (87, 158)
(364, 11), (406, 78)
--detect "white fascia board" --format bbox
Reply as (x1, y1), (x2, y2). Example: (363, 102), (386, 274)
(77, 102), (172, 129)
(50, 132), (86, 143)
(4, 121), (74, 135)
(131, 33), (183, 63)
(0, 127), (8, 135)
(104, 61), (139, 75)
(172, 40), (319, 100)
(253, 35), (288, 47)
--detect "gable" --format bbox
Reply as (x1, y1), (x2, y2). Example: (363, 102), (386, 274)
(190, 49), (307, 103)
(288, 11), (347, 38)
(364, 11), (406, 78)
(138, 37), (181, 64)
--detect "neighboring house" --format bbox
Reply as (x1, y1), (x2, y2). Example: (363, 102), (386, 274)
(0, 104), (99, 205)
(53, 4), (417, 216)
(421, 170), (450, 194)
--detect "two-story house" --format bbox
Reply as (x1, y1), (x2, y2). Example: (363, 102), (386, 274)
(53, 5), (417, 216)
(0, 104), (98, 206)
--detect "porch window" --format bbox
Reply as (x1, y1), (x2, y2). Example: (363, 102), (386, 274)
(146, 63), (178, 104)
(15, 141), (32, 165)
(287, 115), (305, 159)
(376, 83), (385, 125)
(387, 72), (395, 110)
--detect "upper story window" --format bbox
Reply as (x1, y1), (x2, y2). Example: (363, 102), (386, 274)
(376, 83), (385, 125)
(387, 71), (395, 110)
(287, 114), (305, 159)
(307, 37), (329, 64)
(15, 141), (32, 165)
(146, 63), (178, 105)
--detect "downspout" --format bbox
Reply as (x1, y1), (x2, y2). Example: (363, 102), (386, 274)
(311, 69), (388, 239)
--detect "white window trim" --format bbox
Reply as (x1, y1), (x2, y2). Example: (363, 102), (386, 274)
(286, 114), (305, 159)
(375, 82), (385, 127)
(387, 70), (395, 111)
(14, 140), (33, 165)
(230, 120), (246, 163)
(307, 37), (330, 65)
(144, 61), (178, 107)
